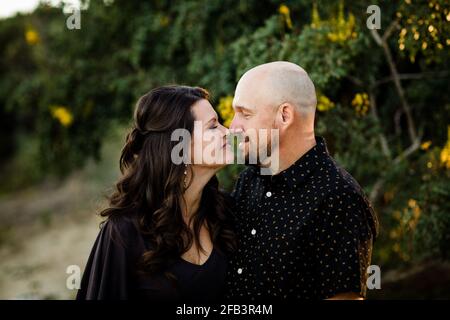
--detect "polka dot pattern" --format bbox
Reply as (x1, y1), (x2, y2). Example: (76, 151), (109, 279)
(225, 136), (378, 300)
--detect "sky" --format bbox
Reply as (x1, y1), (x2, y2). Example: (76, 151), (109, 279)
(0, 0), (81, 19)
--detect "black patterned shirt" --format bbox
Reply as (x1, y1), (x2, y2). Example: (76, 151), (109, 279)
(225, 136), (378, 301)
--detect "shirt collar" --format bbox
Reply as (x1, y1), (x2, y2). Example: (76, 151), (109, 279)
(249, 136), (330, 189)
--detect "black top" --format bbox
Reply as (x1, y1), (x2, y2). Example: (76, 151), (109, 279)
(76, 216), (227, 301)
(225, 136), (379, 301)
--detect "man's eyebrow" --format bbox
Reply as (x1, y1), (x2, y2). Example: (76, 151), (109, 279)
(234, 105), (253, 113)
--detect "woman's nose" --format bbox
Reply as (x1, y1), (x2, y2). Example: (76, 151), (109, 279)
(219, 123), (229, 137)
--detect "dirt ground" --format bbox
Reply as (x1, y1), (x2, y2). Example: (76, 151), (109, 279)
(0, 126), (123, 299)
(0, 172), (106, 299)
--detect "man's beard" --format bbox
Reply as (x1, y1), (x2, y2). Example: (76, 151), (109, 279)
(244, 120), (278, 167)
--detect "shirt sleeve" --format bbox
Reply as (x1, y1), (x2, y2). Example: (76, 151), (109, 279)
(76, 218), (139, 300)
(312, 189), (375, 299)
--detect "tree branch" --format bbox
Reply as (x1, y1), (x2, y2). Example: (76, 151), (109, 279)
(370, 24), (418, 145)
(369, 128), (423, 203)
(382, 20), (400, 42)
(372, 71), (450, 88)
(369, 89), (392, 159)
(393, 129), (423, 165)
(346, 75), (364, 87)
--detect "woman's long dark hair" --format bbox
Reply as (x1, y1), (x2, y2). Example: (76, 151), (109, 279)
(100, 85), (236, 278)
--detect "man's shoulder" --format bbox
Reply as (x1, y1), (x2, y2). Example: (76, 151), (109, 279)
(316, 160), (379, 238)
(320, 156), (366, 197)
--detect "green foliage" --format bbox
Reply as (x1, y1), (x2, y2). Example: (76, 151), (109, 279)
(0, 0), (449, 270)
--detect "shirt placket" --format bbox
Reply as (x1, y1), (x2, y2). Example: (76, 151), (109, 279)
(234, 175), (272, 298)
(255, 175), (275, 297)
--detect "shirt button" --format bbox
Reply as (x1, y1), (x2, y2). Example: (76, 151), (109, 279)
(266, 191), (272, 197)
(251, 228), (256, 235)
(237, 268), (243, 274)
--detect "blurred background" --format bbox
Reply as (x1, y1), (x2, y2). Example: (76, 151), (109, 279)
(0, 0), (449, 299)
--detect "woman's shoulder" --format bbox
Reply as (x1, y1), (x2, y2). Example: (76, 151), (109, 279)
(77, 214), (143, 300)
(100, 214), (143, 249)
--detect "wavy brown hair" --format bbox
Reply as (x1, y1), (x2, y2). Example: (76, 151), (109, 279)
(99, 85), (236, 279)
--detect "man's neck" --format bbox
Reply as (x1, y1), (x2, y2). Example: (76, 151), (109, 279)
(274, 134), (317, 175)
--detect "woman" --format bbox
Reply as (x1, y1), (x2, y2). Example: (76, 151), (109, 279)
(76, 85), (236, 301)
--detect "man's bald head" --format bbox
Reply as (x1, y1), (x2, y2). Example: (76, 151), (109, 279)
(230, 61), (318, 174)
(234, 61), (317, 115)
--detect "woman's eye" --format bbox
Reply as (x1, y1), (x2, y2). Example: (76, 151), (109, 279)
(210, 125), (218, 129)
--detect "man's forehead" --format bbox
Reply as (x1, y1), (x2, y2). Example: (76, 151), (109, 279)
(232, 93), (255, 110)
(234, 83), (276, 111)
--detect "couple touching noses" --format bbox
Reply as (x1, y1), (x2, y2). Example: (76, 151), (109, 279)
(77, 61), (378, 301)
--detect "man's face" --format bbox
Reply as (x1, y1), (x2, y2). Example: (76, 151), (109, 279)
(229, 79), (278, 163)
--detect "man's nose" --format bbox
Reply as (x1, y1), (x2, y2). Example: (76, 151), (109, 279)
(229, 115), (239, 130)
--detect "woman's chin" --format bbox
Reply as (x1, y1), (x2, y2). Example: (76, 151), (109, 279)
(199, 146), (235, 168)
(218, 145), (235, 165)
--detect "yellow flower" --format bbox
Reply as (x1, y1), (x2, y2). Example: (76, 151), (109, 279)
(440, 125), (450, 169)
(406, 199), (421, 228)
(159, 15), (170, 27)
(420, 140), (432, 150)
(393, 243), (400, 253)
(278, 4), (293, 29)
(278, 4), (290, 15)
(317, 94), (335, 112)
(25, 28), (39, 45)
(413, 206), (421, 220)
(50, 105), (73, 127)
(389, 229), (398, 239)
(311, 3), (321, 29)
(325, 2), (357, 43)
(408, 198), (417, 208)
(217, 96), (234, 128)
(351, 93), (370, 116)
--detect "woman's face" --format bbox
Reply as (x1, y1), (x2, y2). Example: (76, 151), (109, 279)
(190, 99), (234, 168)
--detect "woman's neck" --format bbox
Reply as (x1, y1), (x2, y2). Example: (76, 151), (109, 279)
(181, 166), (218, 224)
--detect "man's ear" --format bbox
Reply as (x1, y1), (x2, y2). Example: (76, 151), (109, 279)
(276, 103), (295, 129)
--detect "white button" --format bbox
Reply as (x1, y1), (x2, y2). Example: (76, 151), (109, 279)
(237, 268), (243, 274)
(251, 229), (256, 235)
(266, 191), (272, 197)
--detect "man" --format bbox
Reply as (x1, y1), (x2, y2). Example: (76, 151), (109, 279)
(225, 61), (378, 300)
